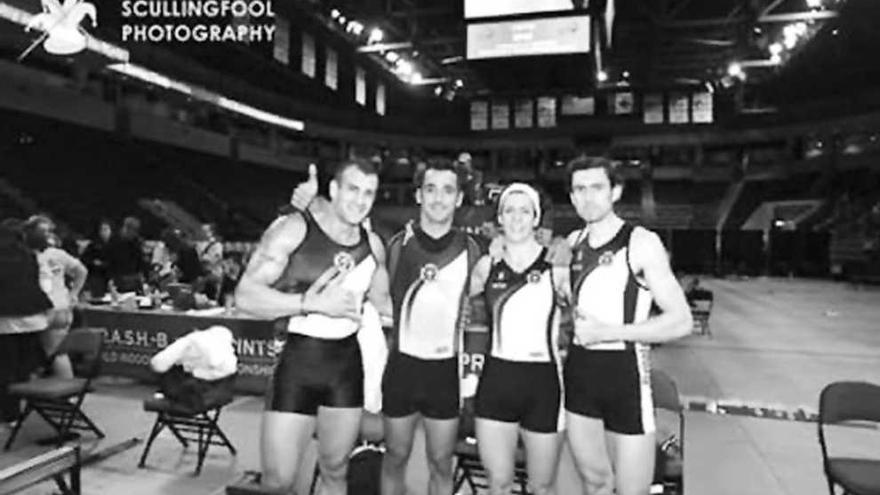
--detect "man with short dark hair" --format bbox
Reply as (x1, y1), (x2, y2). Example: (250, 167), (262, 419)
(106, 216), (147, 292)
(289, 156), (483, 495)
(561, 155), (692, 495)
(236, 158), (392, 495)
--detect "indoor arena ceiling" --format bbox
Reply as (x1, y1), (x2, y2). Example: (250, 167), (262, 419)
(293, 0), (880, 102)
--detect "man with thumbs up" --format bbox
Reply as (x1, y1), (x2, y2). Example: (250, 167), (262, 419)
(236, 158), (392, 495)
(289, 157), (482, 495)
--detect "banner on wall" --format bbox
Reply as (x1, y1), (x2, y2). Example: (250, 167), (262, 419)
(301, 32), (315, 78)
(514, 99), (533, 128)
(272, 17), (289, 64)
(669, 92), (690, 124)
(376, 82), (386, 116)
(492, 101), (509, 130)
(470, 101), (488, 130)
(561, 95), (594, 116)
(692, 91), (713, 123)
(325, 47), (338, 90)
(643, 93), (664, 124)
(536, 96), (556, 128)
(355, 67), (366, 105)
(613, 92), (634, 115)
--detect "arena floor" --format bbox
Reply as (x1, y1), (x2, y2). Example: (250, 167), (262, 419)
(2, 277), (879, 495)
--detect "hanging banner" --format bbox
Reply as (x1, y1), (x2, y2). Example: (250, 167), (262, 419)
(325, 47), (338, 90)
(492, 101), (509, 130)
(301, 32), (315, 78)
(514, 99), (533, 128)
(536, 96), (556, 128)
(613, 92), (634, 115)
(692, 91), (713, 123)
(643, 93), (664, 124)
(561, 95), (594, 115)
(273, 17), (289, 64)
(355, 67), (366, 105)
(470, 101), (488, 131)
(669, 92), (689, 124)
(376, 82), (386, 116)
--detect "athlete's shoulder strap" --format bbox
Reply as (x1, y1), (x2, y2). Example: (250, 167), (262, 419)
(624, 224), (650, 290)
(386, 221), (414, 280)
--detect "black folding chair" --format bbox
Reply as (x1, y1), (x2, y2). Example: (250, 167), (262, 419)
(652, 369), (684, 495)
(817, 381), (880, 495)
(4, 328), (105, 450)
(138, 372), (237, 475)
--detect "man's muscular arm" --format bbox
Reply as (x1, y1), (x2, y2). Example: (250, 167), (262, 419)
(234, 215), (309, 319)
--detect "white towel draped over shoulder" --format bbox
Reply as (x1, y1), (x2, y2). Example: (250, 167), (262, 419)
(358, 302), (388, 414)
(150, 326), (238, 381)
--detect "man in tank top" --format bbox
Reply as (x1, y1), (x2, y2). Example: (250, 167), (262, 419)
(289, 156), (482, 495)
(235, 158), (392, 495)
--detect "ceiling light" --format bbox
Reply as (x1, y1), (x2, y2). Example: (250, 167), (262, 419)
(806, 0), (822, 7)
(385, 51), (399, 64)
(727, 62), (743, 78)
(368, 27), (383, 44)
(622, 70), (630, 78)
(395, 59), (413, 76)
(783, 35), (797, 49)
(410, 72), (423, 84)
(597, 69), (608, 82)
(454, 78), (464, 88)
(434, 86), (443, 96)
(770, 53), (781, 64)
(330, 8), (341, 19)
(346, 21), (363, 35)
(769, 42), (783, 55)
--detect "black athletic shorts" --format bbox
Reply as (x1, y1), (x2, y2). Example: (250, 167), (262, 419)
(382, 351), (459, 420)
(269, 333), (363, 415)
(564, 345), (655, 435)
(474, 356), (562, 433)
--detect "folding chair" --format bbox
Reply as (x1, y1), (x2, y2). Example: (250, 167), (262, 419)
(817, 381), (880, 495)
(138, 374), (237, 475)
(4, 328), (105, 450)
(688, 289), (713, 336)
(652, 369), (684, 495)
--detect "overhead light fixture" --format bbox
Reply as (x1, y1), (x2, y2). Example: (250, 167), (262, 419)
(770, 53), (782, 64)
(337, 15), (346, 25)
(806, 0), (822, 8)
(330, 8), (341, 19)
(597, 69), (608, 82)
(434, 85), (443, 96)
(622, 70), (630, 79)
(727, 62), (744, 79)
(395, 59), (413, 77)
(410, 72), (423, 84)
(346, 20), (363, 35)
(385, 51), (399, 64)
(769, 42), (783, 55)
(454, 78), (464, 88)
(368, 27), (383, 44)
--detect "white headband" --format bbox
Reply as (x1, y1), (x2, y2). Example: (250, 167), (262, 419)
(498, 183), (541, 222)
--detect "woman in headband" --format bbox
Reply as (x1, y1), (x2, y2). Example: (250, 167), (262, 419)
(468, 183), (569, 495)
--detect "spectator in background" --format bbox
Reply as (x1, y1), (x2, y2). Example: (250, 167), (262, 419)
(23, 215), (88, 379)
(152, 227), (204, 286)
(82, 219), (113, 297)
(0, 219), (54, 425)
(107, 216), (147, 292)
(196, 223), (224, 300)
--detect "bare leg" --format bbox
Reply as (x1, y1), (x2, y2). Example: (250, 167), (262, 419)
(260, 411), (315, 492)
(380, 414), (418, 495)
(423, 417), (458, 495)
(607, 431), (656, 495)
(566, 412), (614, 495)
(315, 406), (363, 495)
(521, 428), (562, 495)
(475, 418), (518, 495)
